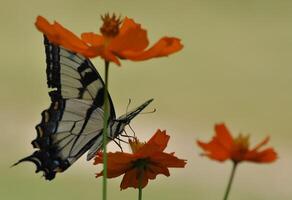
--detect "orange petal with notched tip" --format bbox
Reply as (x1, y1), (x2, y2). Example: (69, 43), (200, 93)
(136, 130), (170, 157)
(109, 17), (149, 52)
(117, 37), (183, 61)
(145, 129), (170, 151)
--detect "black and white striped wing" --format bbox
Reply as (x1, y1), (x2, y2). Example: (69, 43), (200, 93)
(29, 96), (105, 180)
(44, 36), (115, 115)
(14, 36), (115, 180)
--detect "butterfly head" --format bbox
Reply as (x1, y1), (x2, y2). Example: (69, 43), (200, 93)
(110, 99), (154, 138)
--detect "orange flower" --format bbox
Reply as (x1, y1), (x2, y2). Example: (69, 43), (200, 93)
(94, 130), (186, 190)
(197, 123), (277, 164)
(35, 14), (183, 66)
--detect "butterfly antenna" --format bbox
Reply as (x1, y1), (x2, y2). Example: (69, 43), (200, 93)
(140, 108), (157, 114)
(126, 98), (132, 117)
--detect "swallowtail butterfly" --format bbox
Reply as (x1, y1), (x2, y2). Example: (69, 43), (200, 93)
(14, 36), (153, 180)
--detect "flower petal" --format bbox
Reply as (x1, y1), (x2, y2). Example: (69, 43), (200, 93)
(146, 129), (170, 151)
(150, 152), (187, 168)
(109, 17), (149, 52)
(117, 37), (183, 61)
(146, 163), (170, 180)
(196, 124), (234, 162)
(93, 151), (103, 164)
(53, 23), (88, 52)
(35, 16), (59, 43)
(94, 152), (134, 178)
(80, 32), (121, 65)
(81, 32), (104, 46)
(137, 129), (170, 156)
(106, 152), (134, 168)
(197, 140), (231, 161)
(245, 148), (277, 163)
(214, 123), (234, 150)
(120, 168), (149, 190)
(35, 16), (89, 53)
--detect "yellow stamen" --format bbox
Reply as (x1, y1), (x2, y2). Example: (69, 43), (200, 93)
(129, 138), (146, 153)
(234, 134), (250, 152)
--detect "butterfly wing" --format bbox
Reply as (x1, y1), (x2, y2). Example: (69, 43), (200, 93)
(14, 36), (115, 180)
(86, 98), (154, 160)
(44, 36), (115, 114)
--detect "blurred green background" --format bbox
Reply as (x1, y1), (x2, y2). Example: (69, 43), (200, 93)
(1, 0), (292, 199)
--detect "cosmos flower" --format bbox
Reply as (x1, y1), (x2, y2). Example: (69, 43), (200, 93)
(35, 14), (183, 66)
(197, 123), (277, 163)
(94, 129), (186, 190)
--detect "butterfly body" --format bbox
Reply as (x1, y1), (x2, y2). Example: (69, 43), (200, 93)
(14, 36), (153, 180)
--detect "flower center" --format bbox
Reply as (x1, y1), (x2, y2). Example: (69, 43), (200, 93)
(133, 158), (149, 169)
(100, 13), (122, 38)
(233, 134), (250, 153)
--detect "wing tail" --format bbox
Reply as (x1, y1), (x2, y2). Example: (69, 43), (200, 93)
(12, 152), (64, 180)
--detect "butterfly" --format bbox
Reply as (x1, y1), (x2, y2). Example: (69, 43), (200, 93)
(14, 36), (153, 180)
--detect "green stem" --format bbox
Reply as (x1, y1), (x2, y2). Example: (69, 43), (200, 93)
(138, 170), (143, 200)
(223, 162), (238, 200)
(102, 61), (110, 200)
(138, 184), (142, 200)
